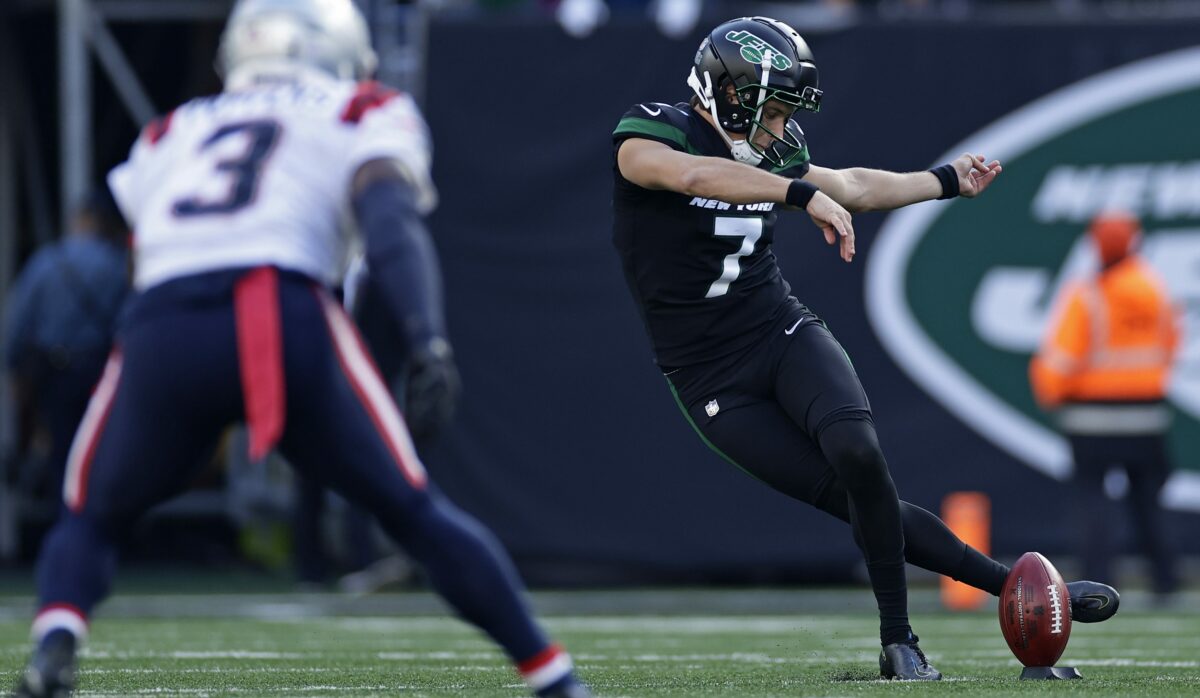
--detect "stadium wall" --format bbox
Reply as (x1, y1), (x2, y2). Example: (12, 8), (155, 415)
(419, 17), (1200, 583)
(7, 9), (1200, 582)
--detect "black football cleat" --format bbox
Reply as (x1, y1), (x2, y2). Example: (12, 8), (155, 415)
(12, 631), (77, 698)
(1067, 580), (1120, 623)
(879, 633), (942, 681)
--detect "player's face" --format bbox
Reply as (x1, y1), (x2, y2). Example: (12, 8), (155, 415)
(752, 99), (797, 149)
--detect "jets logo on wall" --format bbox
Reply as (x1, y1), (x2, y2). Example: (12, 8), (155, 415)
(866, 47), (1200, 511)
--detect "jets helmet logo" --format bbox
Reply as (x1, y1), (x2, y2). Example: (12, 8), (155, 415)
(725, 30), (792, 71)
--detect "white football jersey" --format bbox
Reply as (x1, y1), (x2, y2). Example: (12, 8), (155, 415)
(108, 75), (436, 291)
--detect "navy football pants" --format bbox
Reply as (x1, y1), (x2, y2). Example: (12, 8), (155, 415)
(34, 268), (559, 673)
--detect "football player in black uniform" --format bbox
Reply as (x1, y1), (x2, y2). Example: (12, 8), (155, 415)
(612, 16), (1118, 680)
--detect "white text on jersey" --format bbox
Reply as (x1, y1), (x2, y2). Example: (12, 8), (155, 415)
(688, 197), (775, 212)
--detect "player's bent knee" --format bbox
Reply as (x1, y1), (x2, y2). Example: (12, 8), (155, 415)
(818, 418), (893, 492)
(833, 447), (891, 492)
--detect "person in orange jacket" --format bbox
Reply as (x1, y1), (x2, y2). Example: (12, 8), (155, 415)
(1030, 211), (1180, 597)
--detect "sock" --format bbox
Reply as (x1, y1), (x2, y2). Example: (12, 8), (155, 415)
(868, 562), (912, 646)
(956, 545), (1010, 596)
(896, 502), (1009, 596)
(31, 604), (89, 646)
(519, 644), (575, 696)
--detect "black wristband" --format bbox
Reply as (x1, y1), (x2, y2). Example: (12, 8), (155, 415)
(929, 163), (959, 200)
(786, 178), (819, 209)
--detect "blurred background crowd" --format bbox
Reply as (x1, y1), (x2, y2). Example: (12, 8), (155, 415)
(1, 0), (1198, 601)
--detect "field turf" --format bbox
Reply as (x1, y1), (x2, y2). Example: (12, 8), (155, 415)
(0, 589), (1197, 696)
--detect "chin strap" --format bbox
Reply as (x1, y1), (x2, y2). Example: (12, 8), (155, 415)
(688, 50), (777, 167)
(743, 51), (773, 160)
(728, 140), (762, 166)
(688, 66), (763, 166)
(687, 66), (713, 110)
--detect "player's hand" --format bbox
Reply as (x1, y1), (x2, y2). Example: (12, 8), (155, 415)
(402, 337), (461, 441)
(952, 152), (1002, 198)
(807, 191), (855, 262)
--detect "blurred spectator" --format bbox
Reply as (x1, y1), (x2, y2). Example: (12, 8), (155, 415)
(877, 0), (973, 18)
(1030, 211), (1180, 599)
(3, 190), (129, 517)
(552, 0), (703, 39)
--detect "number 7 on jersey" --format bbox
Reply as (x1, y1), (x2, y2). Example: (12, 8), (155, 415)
(705, 217), (764, 298)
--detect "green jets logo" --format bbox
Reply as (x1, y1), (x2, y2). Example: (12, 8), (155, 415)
(865, 47), (1200, 511)
(725, 30), (792, 71)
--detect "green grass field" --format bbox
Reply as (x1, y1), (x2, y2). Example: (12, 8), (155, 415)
(0, 589), (1197, 696)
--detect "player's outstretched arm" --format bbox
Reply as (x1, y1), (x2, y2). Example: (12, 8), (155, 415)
(618, 138), (855, 262)
(617, 138), (790, 203)
(803, 153), (1002, 212)
(351, 157), (460, 438)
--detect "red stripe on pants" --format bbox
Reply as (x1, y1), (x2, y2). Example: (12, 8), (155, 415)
(63, 351), (123, 513)
(235, 267), (286, 461)
(315, 288), (427, 488)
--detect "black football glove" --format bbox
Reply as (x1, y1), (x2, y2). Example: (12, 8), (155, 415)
(402, 337), (460, 441)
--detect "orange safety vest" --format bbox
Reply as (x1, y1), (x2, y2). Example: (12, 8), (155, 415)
(1029, 256), (1177, 408)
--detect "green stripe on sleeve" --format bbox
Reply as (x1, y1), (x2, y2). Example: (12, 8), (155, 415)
(614, 117), (697, 154)
(665, 378), (764, 484)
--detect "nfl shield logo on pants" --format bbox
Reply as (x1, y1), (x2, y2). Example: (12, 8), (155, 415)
(705, 399), (720, 417)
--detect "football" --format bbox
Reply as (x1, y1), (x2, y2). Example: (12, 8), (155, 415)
(999, 552), (1072, 667)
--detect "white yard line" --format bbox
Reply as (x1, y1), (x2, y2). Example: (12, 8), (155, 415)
(76, 687), (402, 696)
(1071, 659), (1200, 668)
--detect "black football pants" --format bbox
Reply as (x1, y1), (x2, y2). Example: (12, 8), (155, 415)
(666, 307), (1008, 640)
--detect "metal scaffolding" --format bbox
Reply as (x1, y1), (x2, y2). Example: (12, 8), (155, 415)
(0, 0), (431, 302)
(0, 0), (434, 560)
(48, 0), (427, 226)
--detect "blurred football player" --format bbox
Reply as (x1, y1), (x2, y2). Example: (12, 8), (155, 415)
(13, 1), (589, 696)
(612, 16), (1117, 680)
(1030, 211), (1180, 599)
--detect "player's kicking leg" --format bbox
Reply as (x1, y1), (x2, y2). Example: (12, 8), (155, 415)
(13, 290), (244, 698)
(772, 322), (941, 678)
(669, 317), (1116, 680)
(278, 289), (589, 698)
(813, 478), (1120, 623)
(678, 394), (942, 679)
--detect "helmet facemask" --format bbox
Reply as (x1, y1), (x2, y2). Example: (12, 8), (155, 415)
(734, 53), (819, 168)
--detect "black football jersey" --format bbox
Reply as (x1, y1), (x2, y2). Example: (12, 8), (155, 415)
(612, 101), (811, 367)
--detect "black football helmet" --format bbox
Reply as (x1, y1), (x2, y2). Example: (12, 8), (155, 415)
(687, 16), (821, 167)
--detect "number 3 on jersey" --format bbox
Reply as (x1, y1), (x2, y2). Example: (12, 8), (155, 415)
(173, 120), (281, 217)
(705, 217), (763, 298)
